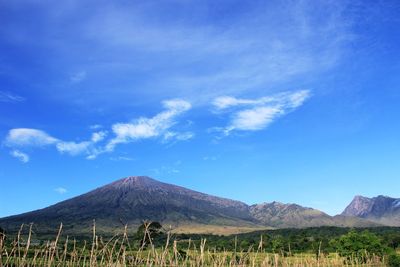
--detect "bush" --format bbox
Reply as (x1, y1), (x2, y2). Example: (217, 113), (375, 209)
(388, 253), (400, 267)
(136, 221), (163, 247)
(331, 230), (389, 263)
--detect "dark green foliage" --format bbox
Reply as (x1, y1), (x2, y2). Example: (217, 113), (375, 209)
(168, 226), (400, 256)
(388, 253), (400, 267)
(386, 233), (400, 249)
(271, 235), (285, 253)
(330, 230), (389, 263)
(136, 221), (163, 247)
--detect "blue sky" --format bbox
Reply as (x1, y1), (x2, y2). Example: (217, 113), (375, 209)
(1, 0), (400, 217)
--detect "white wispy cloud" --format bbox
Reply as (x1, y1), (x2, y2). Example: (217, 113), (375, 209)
(228, 106), (283, 131)
(0, 91), (25, 103)
(70, 71), (87, 83)
(5, 128), (59, 147)
(56, 131), (107, 156)
(109, 156), (135, 161)
(5, 99), (192, 161)
(56, 141), (92, 156)
(203, 156), (217, 161)
(163, 131), (194, 142)
(213, 96), (273, 110)
(105, 99), (191, 151)
(89, 124), (103, 130)
(54, 187), (67, 194)
(5, 128), (107, 160)
(10, 150), (29, 163)
(4, 1), (352, 108)
(213, 95), (290, 111)
(91, 131), (107, 142)
(213, 90), (311, 135)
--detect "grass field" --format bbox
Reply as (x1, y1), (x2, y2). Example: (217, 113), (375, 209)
(0, 223), (392, 266)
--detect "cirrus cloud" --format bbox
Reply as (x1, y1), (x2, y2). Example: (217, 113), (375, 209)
(105, 99), (192, 151)
(213, 90), (311, 135)
(54, 187), (67, 194)
(10, 150), (30, 163)
(0, 91), (25, 103)
(4, 99), (193, 161)
(5, 128), (59, 147)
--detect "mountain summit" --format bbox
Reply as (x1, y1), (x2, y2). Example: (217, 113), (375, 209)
(342, 195), (400, 226)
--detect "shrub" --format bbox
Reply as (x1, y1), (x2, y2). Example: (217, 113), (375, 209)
(136, 221), (163, 247)
(331, 230), (389, 263)
(388, 253), (400, 267)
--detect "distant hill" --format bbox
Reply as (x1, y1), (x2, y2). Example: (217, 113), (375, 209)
(250, 202), (336, 228)
(342, 195), (400, 226)
(0, 176), (380, 235)
(249, 202), (377, 228)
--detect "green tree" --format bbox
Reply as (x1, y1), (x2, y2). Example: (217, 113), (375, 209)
(271, 235), (286, 253)
(136, 221), (163, 247)
(331, 230), (389, 263)
(386, 233), (400, 249)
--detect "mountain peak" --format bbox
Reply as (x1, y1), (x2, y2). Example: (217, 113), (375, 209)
(119, 175), (157, 184)
(249, 201), (331, 228)
(342, 195), (400, 223)
(353, 195), (369, 200)
(342, 195), (374, 217)
(107, 176), (161, 190)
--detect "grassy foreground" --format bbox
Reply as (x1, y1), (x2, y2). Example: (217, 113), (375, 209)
(0, 223), (392, 266)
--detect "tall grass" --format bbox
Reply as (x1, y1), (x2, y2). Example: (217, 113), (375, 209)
(0, 222), (387, 266)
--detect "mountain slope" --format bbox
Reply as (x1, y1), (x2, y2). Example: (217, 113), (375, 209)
(249, 202), (378, 228)
(0, 176), (380, 235)
(342, 195), (400, 226)
(250, 202), (336, 228)
(0, 176), (256, 234)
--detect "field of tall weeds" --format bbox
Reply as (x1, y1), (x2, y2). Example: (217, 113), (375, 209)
(0, 222), (387, 266)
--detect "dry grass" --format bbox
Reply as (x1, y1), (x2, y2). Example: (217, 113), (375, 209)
(0, 222), (387, 266)
(170, 223), (270, 235)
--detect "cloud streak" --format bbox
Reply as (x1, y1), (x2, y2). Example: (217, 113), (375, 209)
(5, 128), (59, 147)
(105, 99), (192, 152)
(56, 131), (107, 156)
(5, 99), (192, 161)
(0, 91), (25, 103)
(10, 150), (29, 163)
(54, 187), (67, 194)
(4, 92), (308, 161)
(0, 1), (353, 108)
(213, 90), (310, 135)
(70, 71), (87, 83)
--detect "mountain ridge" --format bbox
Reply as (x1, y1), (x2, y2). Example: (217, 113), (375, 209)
(341, 195), (400, 226)
(0, 176), (383, 235)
